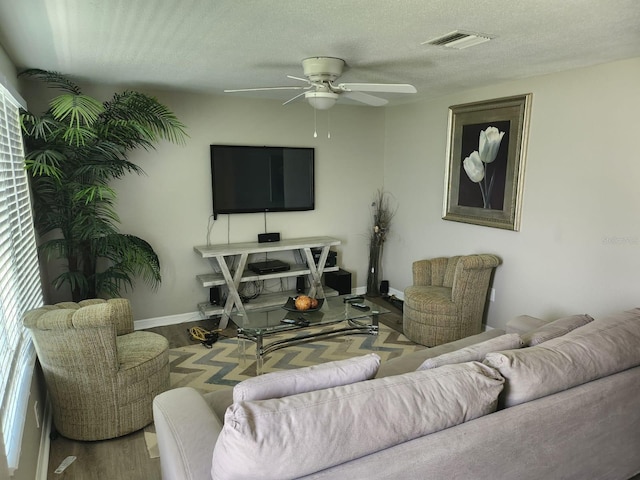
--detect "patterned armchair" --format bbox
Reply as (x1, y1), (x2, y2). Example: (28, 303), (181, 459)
(23, 298), (170, 441)
(403, 254), (501, 347)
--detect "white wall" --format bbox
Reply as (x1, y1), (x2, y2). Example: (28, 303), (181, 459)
(108, 92), (385, 321)
(383, 57), (640, 329)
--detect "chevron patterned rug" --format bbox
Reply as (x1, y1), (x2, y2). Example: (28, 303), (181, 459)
(144, 323), (424, 457)
(168, 322), (424, 392)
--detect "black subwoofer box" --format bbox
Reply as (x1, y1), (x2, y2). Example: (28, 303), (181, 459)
(324, 269), (352, 295)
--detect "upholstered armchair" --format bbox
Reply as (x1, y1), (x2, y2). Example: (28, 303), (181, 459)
(23, 298), (170, 441)
(403, 254), (501, 347)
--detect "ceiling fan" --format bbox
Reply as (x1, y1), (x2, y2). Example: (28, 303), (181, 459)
(224, 57), (417, 110)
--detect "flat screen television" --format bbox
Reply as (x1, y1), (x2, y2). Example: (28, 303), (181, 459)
(210, 145), (315, 218)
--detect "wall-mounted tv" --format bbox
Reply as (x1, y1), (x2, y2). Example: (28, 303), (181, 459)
(210, 145), (315, 218)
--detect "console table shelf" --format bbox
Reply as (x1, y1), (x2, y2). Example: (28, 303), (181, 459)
(196, 264), (340, 288)
(194, 236), (341, 328)
(197, 287), (339, 318)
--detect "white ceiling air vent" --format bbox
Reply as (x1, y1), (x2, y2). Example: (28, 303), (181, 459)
(422, 31), (493, 49)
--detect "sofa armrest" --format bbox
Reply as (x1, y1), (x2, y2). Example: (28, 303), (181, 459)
(506, 315), (551, 335)
(153, 387), (222, 480)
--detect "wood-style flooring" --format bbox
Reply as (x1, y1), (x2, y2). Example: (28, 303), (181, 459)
(46, 296), (404, 479)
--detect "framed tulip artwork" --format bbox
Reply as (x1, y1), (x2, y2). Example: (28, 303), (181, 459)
(443, 94), (532, 231)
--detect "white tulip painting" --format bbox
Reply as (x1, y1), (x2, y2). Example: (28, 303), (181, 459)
(478, 127), (505, 164)
(443, 94), (531, 231)
(463, 126), (505, 208)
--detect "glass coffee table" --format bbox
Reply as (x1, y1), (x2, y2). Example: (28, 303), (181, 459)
(233, 295), (389, 374)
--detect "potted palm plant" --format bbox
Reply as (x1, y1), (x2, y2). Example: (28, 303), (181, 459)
(20, 69), (187, 302)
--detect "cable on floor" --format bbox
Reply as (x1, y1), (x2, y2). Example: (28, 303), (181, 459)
(188, 326), (222, 348)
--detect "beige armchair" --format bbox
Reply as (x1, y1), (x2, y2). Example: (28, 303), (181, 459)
(403, 254), (501, 347)
(23, 298), (170, 441)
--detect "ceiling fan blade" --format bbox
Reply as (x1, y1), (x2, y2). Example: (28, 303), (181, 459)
(343, 91), (388, 107)
(286, 75), (311, 84)
(224, 86), (307, 93)
(337, 83), (417, 94)
(282, 91), (308, 106)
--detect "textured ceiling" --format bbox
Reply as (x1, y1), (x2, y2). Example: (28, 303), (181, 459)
(0, 0), (639, 106)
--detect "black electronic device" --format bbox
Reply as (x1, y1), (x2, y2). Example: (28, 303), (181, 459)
(210, 145), (314, 219)
(296, 275), (306, 293)
(380, 280), (390, 295)
(281, 317), (310, 327)
(209, 286), (221, 305)
(258, 232), (281, 243)
(311, 247), (337, 267)
(325, 269), (352, 295)
(343, 295), (364, 303)
(351, 303), (370, 312)
(248, 259), (290, 275)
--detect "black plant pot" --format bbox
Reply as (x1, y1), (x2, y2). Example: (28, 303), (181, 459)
(366, 242), (382, 297)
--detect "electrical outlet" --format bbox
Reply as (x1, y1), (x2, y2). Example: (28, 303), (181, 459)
(34, 401), (40, 428)
(490, 288), (496, 302)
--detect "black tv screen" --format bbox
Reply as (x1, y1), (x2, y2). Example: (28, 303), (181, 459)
(210, 145), (315, 217)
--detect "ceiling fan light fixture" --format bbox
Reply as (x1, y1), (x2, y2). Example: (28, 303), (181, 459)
(305, 91), (339, 110)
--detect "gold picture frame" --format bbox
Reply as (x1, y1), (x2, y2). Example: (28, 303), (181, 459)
(443, 94), (532, 231)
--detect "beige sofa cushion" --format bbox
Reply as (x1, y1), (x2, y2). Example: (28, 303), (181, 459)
(232, 353), (380, 402)
(520, 313), (594, 346)
(484, 308), (640, 408)
(417, 333), (522, 370)
(212, 362), (504, 480)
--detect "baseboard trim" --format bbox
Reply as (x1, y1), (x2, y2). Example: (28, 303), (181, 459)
(388, 287), (404, 299)
(35, 396), (52, 480)
(134, 310), (204, 330)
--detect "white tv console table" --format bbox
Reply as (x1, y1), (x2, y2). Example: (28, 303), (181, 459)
(194, 236), (341, 329)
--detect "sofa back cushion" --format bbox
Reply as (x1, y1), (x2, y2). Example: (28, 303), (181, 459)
(232, 353), (380, 403)
(520, 313), (594, 346)
(484, 308), (640, 408)
(212, 362), (504, 480)
(417, 333), (522, 370)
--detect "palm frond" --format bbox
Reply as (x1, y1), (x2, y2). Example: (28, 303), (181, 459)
(94, 268), (134, 297)
(49, 93), (105, 145)
(73, 184), (116, 205)
(38, 238), (72, 260)
(103, 91), (188, 145)
(95, 234), (161, 289)
(52, 271), (90, 297)
(20, 111), (63, 141)
(74, 156), (144, 181)
(24, 149), (65, 179)
(18, 69), (82, 95)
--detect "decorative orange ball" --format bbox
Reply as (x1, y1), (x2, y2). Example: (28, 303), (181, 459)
(309, 297), (319, 309)
(295, 295), (312, 311)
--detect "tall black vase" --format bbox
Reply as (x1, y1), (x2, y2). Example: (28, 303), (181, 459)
(366, 242), (382, 297)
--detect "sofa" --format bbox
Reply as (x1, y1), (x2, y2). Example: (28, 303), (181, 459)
(153, 308), (640, 480)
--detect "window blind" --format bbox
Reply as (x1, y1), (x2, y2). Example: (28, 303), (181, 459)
(0, 82), (43, 474)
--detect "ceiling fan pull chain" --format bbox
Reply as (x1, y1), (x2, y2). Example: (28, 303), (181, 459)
(327, 110), (331, 139)
(313, 108), (318, 138)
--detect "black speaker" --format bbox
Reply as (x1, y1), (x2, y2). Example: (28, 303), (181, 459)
(209, 286), (221, 305)
(296, 276), (306, 293)
(258, 232), (280, 243)
(380, 280), (389, 295)
(324, 269), (352, 295)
